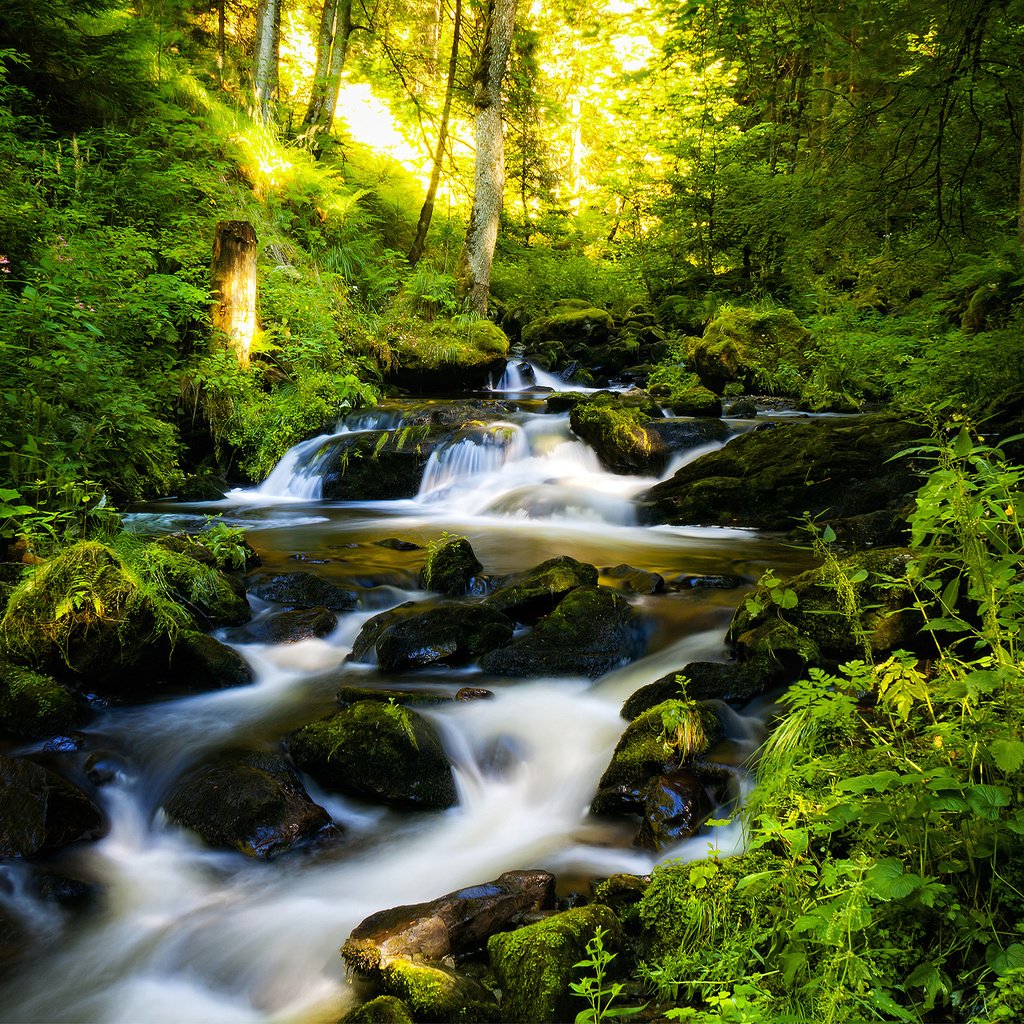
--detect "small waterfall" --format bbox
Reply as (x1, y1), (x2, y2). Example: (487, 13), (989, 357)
(254, 431), (340, 500)
(492, 359), (601, 393)
(418, 423), (530, 500)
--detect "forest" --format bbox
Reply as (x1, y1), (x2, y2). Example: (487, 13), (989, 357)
(1, 0), (1024, 1021)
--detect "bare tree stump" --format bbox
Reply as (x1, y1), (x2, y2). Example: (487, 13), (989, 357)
(211, 220), (258, 366)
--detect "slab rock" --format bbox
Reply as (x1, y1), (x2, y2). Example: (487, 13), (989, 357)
(247, 571), (358, 611)
(483, 556), (598, 624)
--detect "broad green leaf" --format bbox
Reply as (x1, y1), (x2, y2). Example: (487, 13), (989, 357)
(866, 858), (924, 900)
(987, 942), (1024, 975)
(967, 784), (1011, 819)
(838, 770), (901, 794)
(990, 738), (1024, 774)
(821, 524), (836, 544)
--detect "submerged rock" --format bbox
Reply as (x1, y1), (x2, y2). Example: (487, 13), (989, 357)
(487, 904), (623, 1024)
(479, 586), (644, 680)
(247, 571), (359, 611)
(0, 753), (104, 857)
(483, 555), (598, 624)
(288, 701), (457, 809)
(162, 749), (334, 858)
(600, 564), (665, 595)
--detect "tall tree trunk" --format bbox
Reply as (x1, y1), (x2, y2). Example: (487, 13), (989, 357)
(457, 0), (518, 315)
(211, 221), (259, 367)
(253, 0), (280, 123)
(408, 0), (462, 267)
(303, 0), (354, 146)
(1019, 112), (1024, 247)
(217, 0), (226, 86)
(304, 0), (339, 128)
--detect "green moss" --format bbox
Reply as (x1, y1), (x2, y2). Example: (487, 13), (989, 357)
(487, 905), (623, 1023)
(569, 402), (666, 475)
(379, 959), (498, 1023)
(520, 308), (614, 349)
(342, 995), (414, 1023)
(420, 536), (483, 595)
(391, 318), (509, 370)
(484, 555), (598, 623)
(0, 656), (80, 736)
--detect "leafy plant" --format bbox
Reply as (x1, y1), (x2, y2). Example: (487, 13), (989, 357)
(570, 926), (645, 1023)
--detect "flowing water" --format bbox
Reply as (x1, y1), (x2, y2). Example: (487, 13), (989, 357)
(0, 381), (814, 1023)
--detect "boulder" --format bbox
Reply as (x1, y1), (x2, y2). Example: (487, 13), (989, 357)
(176, 473), (230, 502)
(647, 418), (732, 452)
(418, 537), (484, 596)
(0, 753), (104, 857)
(487, 904), (623, 1024)
(621, 660), (788, 716)
(569, 400), (668, 475)
(288, 701), (457, 809)
(342, 996), (414, 1023)
(166, 631), (254, 690)
(385, 319), (510, 393)
(162, 749), (334, 858)
(634, 769), (716, 850)
(521, 307), (614, 355)
(483, 556), (598, 624)
(352, 602), (513, 672)
(600, 564), (664, 595)
(0, 657), (83, 737)
(636, 414), (923, 535)
(479, 586), (644, 680)
(244, 606), (338, 644)
(248, 571), (358, 611)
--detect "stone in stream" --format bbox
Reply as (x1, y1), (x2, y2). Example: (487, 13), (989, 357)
(621, 659), (788, 716)
(0, 752), (105, 857)
(162, 749), (335, 858)
(417, 536), (484, 596)
(247, 570), (359, 611)
(341, 869), (555, 1021)
(242, 606), (338, 644)
(633, 769), (716, 850)
(478, 586), (645, 680)
(568, 396), (669, 476)
(288, 701), (457, 809)
(342, 995), (414, 1023)
(600, 563), (665, 595)
(482, 555), (598, 624)
(165, 631), (255, 691)
(0, 656), (84, 737)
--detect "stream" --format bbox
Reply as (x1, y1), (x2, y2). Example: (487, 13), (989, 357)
(0, 372), (815, 1023)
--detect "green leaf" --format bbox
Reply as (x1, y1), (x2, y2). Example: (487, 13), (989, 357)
(838, 770), (901, 794)
(987, 942), (1024, 976)
(967, 784), (1011, 819)
(821, 524), (836, 544)
(990, 739), (1024, 774)
(953, 426), (973, 457)
(866, 858), (924, 900)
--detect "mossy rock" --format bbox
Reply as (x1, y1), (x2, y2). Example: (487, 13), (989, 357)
(288, 701), (457, 809)
(0, 752), (105, 857)
(247, 571), (358, 611)
(419, 537), (484, 596)
(689, 307), (812, 394)
(147, 544), (251, 628)
(0, 656), (83, 736)
(622, 659), (787, 716)
(666, 384), (723, 417)
(637, 414), (923, 533)
(243, 606), (338, 644)
(316, 428), (443, 501)
(387, 319), (510, 393)
(162, 749), (334, 858)
(569, 400), (668, 475)
(378, 959), (498, 1023)
(175, 474), (230, 502)
(343, 995), (415, 1023)
(521, 307), (614, 353)
(483, 555), (598, 624)
(166, 631), (254, 690)
(487, 904), (623, 1023)
(591, 700), (721, 816)
(479, 586), (644, 680)
(600, 564), (664, 595)
(727, 547), (922, 664)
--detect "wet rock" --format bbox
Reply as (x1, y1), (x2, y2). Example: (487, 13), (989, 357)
(483, 555), (598, 624)
(418, 536), (484, 596)
(247, 571), (358, 612)
(727, 547), (924, 665)
(175, 473), (230, 502)
(0, 753), (104, 857)
(521, 307), (614, 353)
(569, 398), (668, 475)
(353, 602), (513, 673)
(725, 398), (758, 418)
(456, 687), (493, 701)
(0, 657), (84, 737)
(374, 538), (422, 552)
(244, 606), (338, 644)
(479, 586), (645, 680)
(162, 749), (334, 858)
(591, 873), (650, 912)
(336, 686), (454, 708)
(622, 660), (787, 716)
(385, 319), (510, 393)
(636, 413), (924, 533)
(167, 631), (254, 690)
(634, 769), (716, 850)
(487, 904), (623, 1024)
(600, 564), (664, 595)
(591, 700), (721, 816)
(288, 702), (457, 809)
(315, 429), (442, 501)
(342, 995), (415, 1023)
(647, 418), (732, 451)
(365, 959), (497, 1021)
(666, 573), (745, 591)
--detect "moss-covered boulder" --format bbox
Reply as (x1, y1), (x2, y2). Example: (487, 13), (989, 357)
(689, 307), (812, 394)
(591, 700), (721, 817)
(621, 659), (787, 716)
(247, 571), (358, 611)
(387, 319), (510, 394)
(419, 537), (484, 596)
(649, 375), (724, 417)
(162, 749), (334, 858)
(175, 473), (230, 502)
(343, 995), (415, 1023)
(521, 307), (614, 355)
(0, 657), (83, 736)
(0, 752), (104, 857)
(483, 556), (598, 624)
(487, 904), (623, 1024)
(727, 547), (923, 665)
(166, 631), (254, 690)
(478, 586), (644, 680)
(288, 701), (457, 809)
(569, 399), (668, 475)
(352, 601), (514, 672)
(316, 428), (442, 501)
(376, 959), (498, 1022)
(637, 414), (923, 535)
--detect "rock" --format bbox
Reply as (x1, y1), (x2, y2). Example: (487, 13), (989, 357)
(591, 700), (721, 816)
(288, 701), (457, 809)
(647, 418), (732, 452)
(725, 398), (758, 418)
(244, 606), (338, 643)
(385, 319), (510, 393)
(621, 660), (787, 716)
(648, 378), (724, 416)
(600, 564), (664, 595)
(247, 571), (358, 612)
(155, 531), (260, 573)
(167, 631), (254, 690)
(521, 307), (614, 354)
(366, 959), (497, 1022)
(591, 874), (650, 912)
(148, 542), (251, 627)
(374, 538), (422, 552)
(313, 429), (441, 501)
(419, 537), (484, 596)
(487, 904), (623, 1024)
(162, 749), (334, 858)
(353, 602), (514, 673)
(342, 870), (556, 973)
(342, 995), (414, 1023)
(727, 546), (924, 665)
(634, 769), (716, 850)
(0, 657), (83, 737)
(636, 414), (923, 533)
(666, 573), (744, 591)
(483, 556), (598, 624)
(336, 686), (455, 708)
(176, 474), (230, 502)
(569, 399), (668, 475)
(0, 753), (104, 857)
(479, 586), (645, 680)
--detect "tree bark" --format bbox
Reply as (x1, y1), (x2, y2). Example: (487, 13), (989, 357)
(253, 0), (280, 123)
(457, 0), (519, 315)
(1019, 110), (1024, 247)
(211, 221), (259, 367)
(302, 0), (354, 148)
(408, 0), (462, 267)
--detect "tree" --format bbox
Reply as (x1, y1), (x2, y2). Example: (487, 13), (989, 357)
(302, 0), (356, 144)
(456, 0), (518, 314)
(252, 0), (280, 122)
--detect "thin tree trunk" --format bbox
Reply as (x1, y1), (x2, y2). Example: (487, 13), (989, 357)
(211, 221), (259, 367)
(217, 0), (226, 86)
(408, 0), (462, 267)
(1019, 111), (1024, 247)
(304, 0), (339, 128)
(253, 0), (280, 122)
(457, 0), (518, 315)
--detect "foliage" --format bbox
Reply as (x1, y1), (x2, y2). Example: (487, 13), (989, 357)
(570, 926), (645, 1024)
